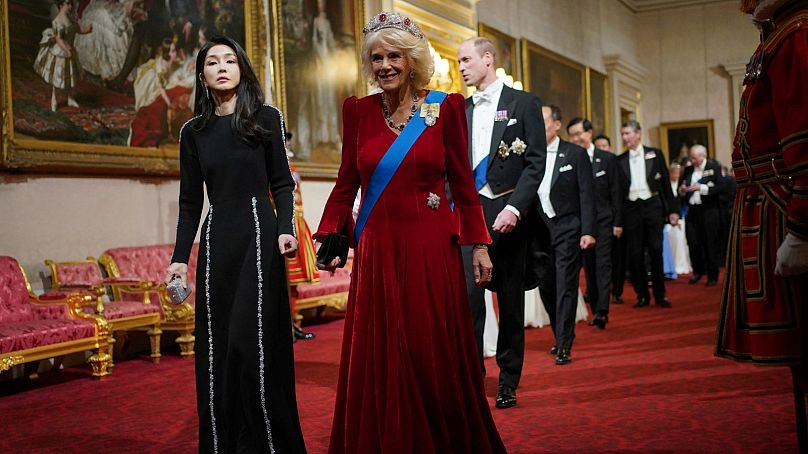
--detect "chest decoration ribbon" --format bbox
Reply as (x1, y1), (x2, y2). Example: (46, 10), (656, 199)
(354, 90), (448, 242)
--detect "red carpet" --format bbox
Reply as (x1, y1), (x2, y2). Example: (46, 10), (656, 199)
(0, 275), (796, 453)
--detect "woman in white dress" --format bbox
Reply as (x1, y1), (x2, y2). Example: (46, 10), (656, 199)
(33, 0), (92, 111)
(294, 0), (341, 158)
(74, 0), (145, 81)
(667, 164), (692, 276)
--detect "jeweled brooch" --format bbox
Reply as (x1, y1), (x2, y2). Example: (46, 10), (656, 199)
(427, 192), (440, 210)
(497, 141), (510, 159)
(510, 137), (526, 156)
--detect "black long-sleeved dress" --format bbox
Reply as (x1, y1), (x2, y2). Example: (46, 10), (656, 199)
(172, 105), (307, 454)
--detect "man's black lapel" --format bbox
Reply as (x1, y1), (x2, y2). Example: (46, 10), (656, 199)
(645, 147), (656, 184)
(466, 97), (474, 165)
(550, 141), (566, 188)
(488, 86), (516, 167)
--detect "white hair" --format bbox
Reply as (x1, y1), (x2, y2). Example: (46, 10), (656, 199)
(690, 144), (708, 158)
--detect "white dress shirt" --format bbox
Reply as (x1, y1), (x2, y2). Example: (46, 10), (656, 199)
(688, 159), (710, 205)
(627, 144), (653, 201)
(587, 143), (595, 162)
(471, 77), (504, 199)
(471, 78), (521, 218)
(538, 137), (560, 218)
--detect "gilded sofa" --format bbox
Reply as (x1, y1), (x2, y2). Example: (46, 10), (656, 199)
(0, 256), (110, 378)
(98, 244), (198, 357)
(45, 258), (162, 365)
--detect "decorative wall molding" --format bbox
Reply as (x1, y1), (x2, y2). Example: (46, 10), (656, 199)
(715, 60), (748, 132)
(618, 0), (732, 13)
(603, 54), (647, 150)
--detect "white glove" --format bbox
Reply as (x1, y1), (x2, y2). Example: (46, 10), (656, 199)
(775, 233), (808, 277)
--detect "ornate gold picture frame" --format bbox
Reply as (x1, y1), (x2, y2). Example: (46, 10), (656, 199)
(477, 22), (518, 80)
(521, 40), (586, 136)
(1, 0), (264, 176)
(585, 67), (610, 138)
(659, 119), (716, 165)
(270, 0), (365, 179)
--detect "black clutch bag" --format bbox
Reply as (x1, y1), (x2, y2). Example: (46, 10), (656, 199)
(316, 233), (349, 268)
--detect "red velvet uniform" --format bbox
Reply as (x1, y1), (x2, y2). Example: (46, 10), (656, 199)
(716, 5), (808, 364)
(316, 93), (505, 453)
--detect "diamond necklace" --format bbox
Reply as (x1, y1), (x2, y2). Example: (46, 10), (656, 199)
(381, 92), (419, 131)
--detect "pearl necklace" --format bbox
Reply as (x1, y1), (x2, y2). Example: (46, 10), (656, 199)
(381, 92), (419, 131)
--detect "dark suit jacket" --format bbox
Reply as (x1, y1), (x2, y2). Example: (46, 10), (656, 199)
(679, 159), (725, 209)
(465, 85), (546, 215)
(542, 140), (597, 238)
(590, 148), (623, 227)
(616, 146), (679, 219)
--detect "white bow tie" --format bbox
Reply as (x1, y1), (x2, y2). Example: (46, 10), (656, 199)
(472, 90), (492, 105)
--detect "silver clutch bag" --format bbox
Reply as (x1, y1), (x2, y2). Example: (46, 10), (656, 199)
(166, 277), (192, 305)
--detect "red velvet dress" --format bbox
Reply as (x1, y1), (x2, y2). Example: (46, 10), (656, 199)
(716, 7), (808, 365)
(316, 92), (505, 453)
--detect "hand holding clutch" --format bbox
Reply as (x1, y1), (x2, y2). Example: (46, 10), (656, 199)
(316, 233), (349, 270)
(166, 276), (192, 305)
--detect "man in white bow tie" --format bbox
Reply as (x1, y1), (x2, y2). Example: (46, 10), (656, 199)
(537, 105), (596, 366)
(457, 37), (546, 409)
(617, 120), (680, 309)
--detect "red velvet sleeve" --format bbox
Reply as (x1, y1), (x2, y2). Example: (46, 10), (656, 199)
(770, 30), (808, 240)
(315, 97), (360, 244)
(443, 93), (492, 245)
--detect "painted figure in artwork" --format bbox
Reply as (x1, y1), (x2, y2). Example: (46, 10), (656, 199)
(33, 0), (93, 112)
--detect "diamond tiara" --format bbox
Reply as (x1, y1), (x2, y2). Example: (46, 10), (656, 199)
(362, 11), (424, 39)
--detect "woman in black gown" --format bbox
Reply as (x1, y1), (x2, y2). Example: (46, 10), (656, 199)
(165, 35), (307, 454)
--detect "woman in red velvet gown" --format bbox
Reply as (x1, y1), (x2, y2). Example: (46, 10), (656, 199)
(315, 12), (506, 454)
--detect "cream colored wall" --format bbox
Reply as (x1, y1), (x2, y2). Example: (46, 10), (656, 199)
(637, 2), (758, 164)
(475, 0), (640, 74)
(0, 177), (184, 292)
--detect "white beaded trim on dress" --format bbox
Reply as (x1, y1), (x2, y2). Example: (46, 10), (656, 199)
(265, 104), (297, 238)
(252, 197), (276, 453)
(205, 207), (219, 453)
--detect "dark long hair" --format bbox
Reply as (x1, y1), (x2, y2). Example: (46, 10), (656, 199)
(192, 35), (269, 146)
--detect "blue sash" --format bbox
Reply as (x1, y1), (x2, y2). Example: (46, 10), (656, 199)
(354, 90), (448, 242)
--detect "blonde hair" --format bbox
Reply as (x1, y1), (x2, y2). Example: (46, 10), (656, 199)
(465, 37), (497, 63)
(361, 28), (434, 92)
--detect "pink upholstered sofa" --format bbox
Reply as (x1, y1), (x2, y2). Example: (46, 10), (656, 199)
(0, 256), (111, 378)
(45, 258), (163, 365)
(292, 266), (352, 317)
(98, 244), (198, 357)
(290, 249), (353, 322)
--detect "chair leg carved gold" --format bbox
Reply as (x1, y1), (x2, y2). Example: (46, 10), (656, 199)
(177, 330), (195, 357)
(87, 347), (111, 378)
(148, 327), (162, 364)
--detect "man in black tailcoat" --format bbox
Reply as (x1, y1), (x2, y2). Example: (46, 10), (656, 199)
(457, 37), (547, 409)
(678, 144), (725, 286)
(537, 106), (596, 365)
(616, 120), (679, 308)
(567, 117), (622, 329)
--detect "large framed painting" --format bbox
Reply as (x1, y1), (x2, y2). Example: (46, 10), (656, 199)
(1, 0), (264, 176)
(477, 22), (518, 79)
(271, 0), (364, 178)
(659, 119), (716, 165)
(586, 67), (609, 138)
(521, 40), (585, 138)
